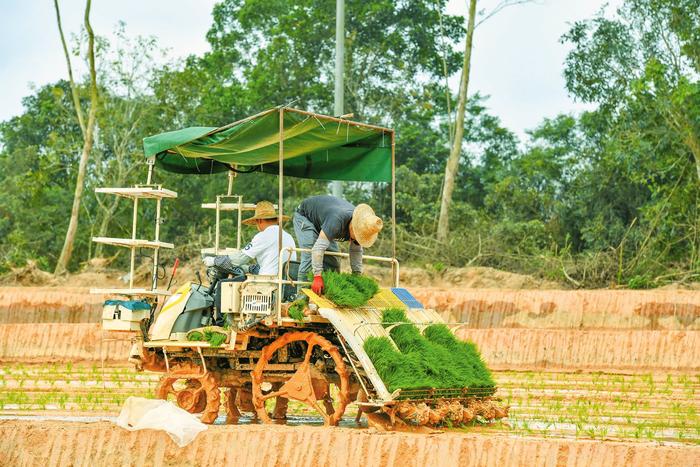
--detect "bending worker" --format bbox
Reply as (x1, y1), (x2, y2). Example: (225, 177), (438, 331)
(203, 200), (296, 275)
(294, 195), (383, 294)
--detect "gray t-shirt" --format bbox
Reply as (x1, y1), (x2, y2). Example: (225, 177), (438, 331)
(297, 195), (354, 242)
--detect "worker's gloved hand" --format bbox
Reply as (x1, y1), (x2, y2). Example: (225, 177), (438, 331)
(312, 275), (324, 295)
(203, 256), (215, 267)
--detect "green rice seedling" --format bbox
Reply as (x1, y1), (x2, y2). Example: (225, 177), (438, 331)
(288, 298), (307, 322)
(344, 273), (379, 298)
(363, 308), (496, 394)
(187, 331), (204, 341)
(319, 271), (378, 308)
(187, 329), (227, 347)
(422, 323), (495, 390)
(363, 336), (436, 391)
(58, 393), (68, 410)
(383, 309), (466, 388)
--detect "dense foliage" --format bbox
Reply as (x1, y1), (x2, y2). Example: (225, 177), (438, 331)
(0, 0), (697, 288)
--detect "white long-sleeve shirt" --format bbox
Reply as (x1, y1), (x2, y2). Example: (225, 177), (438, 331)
(239, 225), (297, 275)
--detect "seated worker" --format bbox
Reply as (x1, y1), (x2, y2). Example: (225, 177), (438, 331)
(293, 195), (383, 295)
(203, 201), (297, 275)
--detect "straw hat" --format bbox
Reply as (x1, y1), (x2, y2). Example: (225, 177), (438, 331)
(242, 201), (290, 225)
(351, 204), (383, 248)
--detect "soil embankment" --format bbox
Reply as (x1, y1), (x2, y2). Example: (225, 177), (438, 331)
(0, 286), (699, 371)
(0, 323), (130, 363)
(461, 328), (698, 372)
(412, 288), (700, 330)
(0, 287), (106, 323)
(1, 420), (697, 467)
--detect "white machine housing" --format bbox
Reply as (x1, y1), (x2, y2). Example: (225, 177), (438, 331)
(220, 277), (277, 316)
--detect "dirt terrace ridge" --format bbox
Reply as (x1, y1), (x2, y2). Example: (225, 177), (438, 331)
(460, 328), (699, 372)
(413, 288), (700, 330)
(0, 287), (105, 324)
(1, 420), (697, 467)
(0, 323), (130, 362)
(2, 286), (700, 330)
(0, 324), (697, 371)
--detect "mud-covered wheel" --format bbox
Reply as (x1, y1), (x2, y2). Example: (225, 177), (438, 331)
(251, 331), (350, 426)
(156, 369), (221, 424)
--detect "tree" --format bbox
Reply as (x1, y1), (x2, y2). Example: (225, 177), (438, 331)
(562, 0), (700, 273)
(563, 0), (700, 182)
(0, 82), (83, 271)
(53, 0), (100, 274)
(436, 0), (477, 243)
(91, 26), (165, 257)
(436, 0), (535, 242)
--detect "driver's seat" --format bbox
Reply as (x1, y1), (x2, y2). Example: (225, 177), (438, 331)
(283, 260), (300, 302)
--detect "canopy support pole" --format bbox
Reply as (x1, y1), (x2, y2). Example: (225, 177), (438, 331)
(227, 169), (235, 196)
(391, 130), (397, 287)
(277, 108), (285, 324)
(146, 157), (158, 290)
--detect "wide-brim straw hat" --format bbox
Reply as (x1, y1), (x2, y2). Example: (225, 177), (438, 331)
(242, 201), (290, 225)
(351, 204), (383, 248)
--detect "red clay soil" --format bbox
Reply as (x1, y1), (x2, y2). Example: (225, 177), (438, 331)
(0, 322), (696, 372)
(0, 287), (106, 323)
(0, 286), (699, 371)
(412, 288), (700, 330)
(0, 323), (131, 363)
(1, 420), (697, 467)
(3, 286), (699, 330)
(459, 328), (699, 372)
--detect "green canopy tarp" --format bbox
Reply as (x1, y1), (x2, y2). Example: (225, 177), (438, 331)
(143, 108), (392, 182)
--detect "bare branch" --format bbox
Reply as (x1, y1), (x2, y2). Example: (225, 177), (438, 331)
(475, 0), (540, 29)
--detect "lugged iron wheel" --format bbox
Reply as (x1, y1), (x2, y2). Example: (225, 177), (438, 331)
(156, 364), (221, 424)
(251, 331), (350, 426)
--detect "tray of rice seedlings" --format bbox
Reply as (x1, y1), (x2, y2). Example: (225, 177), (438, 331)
(360, 308), (506, 428)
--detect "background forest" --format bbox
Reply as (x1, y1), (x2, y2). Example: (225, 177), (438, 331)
(0, 0), (698, 288)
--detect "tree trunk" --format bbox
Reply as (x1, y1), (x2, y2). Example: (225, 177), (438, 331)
(436, 0), (477, 243)
(54, 0), (98, 275)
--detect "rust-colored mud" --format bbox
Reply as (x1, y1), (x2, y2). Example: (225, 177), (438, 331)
(0, 287), (106, 323)
(1, 420), (697, 467)
(0, 323), (130, 362)
(413, 288), (700, 330)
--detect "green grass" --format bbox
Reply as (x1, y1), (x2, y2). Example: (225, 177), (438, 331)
(363, 308), (496, 395)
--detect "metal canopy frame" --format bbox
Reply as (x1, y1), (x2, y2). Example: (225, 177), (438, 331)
(149, 106), (398, 323)
(273, 107), (397, 322)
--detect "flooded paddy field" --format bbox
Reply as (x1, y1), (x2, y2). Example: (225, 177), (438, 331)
(1, 363), (697, 444)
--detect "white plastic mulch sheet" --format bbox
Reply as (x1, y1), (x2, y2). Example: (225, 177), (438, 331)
(115, 397), (207, 447)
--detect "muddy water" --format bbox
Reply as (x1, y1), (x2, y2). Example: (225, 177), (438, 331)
(0, 413), (368, 428)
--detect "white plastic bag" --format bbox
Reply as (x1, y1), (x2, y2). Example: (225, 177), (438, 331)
(115, 396), (208, 447)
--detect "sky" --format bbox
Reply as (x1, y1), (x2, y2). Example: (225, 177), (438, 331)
(0, 0), (622, 141)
